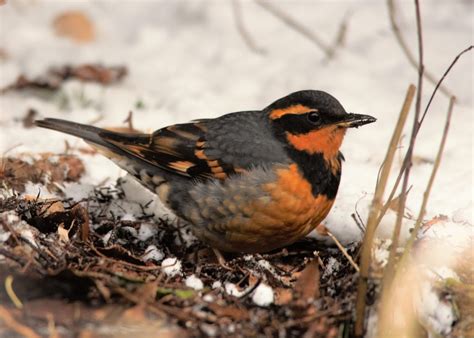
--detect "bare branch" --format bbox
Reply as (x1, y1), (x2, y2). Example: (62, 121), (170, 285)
(387, 0), (453, 97)
(232, 0), (267, 55)
(375, 45), (473, 228)
(419, 45), (473, 125)
(255, 0), (333, 58)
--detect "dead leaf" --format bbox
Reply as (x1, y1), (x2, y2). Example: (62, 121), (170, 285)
(387, 186), (413, 213)
(207, 303), (249, 321)
(57, 223), (69, 242)
(1, 64), (127, 93)
(274, 288), (293, 305)
(295, 259), (320, 302)
(52, 11), (95, 43)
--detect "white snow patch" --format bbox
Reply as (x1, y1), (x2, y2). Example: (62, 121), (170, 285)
(22, 182), (55, 199)
(416, 284), (456, 336)
(212, 281), (222, 289)
(373, 239), (392, 268)
(0, 232), (11, 243)
(120, 213), (136, 221)
(203, 294), (214, 302)
(252, 283), (274, 307)
(224, 283), (245, 298)
(161, 257), (181, 277)
(322, 257), (341, 279)
(185, 274), (204, 290)
(63, 182), (94, 201)
(102, 230), (112, 246)
(138, 223), (157, 241)
(142, 245), (164, 262)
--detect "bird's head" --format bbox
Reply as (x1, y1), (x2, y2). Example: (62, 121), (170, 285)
(266, 90), (376, 160)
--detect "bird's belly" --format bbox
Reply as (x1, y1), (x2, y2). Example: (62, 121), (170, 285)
(181, 164), (336, 253)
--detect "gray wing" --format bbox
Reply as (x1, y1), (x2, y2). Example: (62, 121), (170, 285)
(194, 111), (290, 178)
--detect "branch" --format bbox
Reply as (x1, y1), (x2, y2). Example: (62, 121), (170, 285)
(375, 44), (473, 228)
(254, 0), (333, 58)
(387, 0), (452, 98)
(232, 0), (267, 55)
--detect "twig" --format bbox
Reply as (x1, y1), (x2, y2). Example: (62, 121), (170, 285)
(354, 84), (415, 337)
(254, 0), (333, 58)
(123, 110), (134, 131)
(374, 45), (474, 228)
(4, 275), (23, 309)
(326, 230), (359, 272)
(384, 0), (424, 283)
(232, 0), (266, 54)
(419, 45), (473, 125)
(387, 0), (452, 97)
(402, 96), (455, 257)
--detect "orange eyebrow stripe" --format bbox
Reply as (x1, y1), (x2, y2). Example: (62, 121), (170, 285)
(269, 104), (312, 120)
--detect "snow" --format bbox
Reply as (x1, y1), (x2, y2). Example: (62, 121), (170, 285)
(416, 283), (456, 336)
(224, 283), (245, 298)
(185, 274), (204, 291)
(203, 294), (214, 302)
(142, 245), (164, 262)
(137, 223), (157, 241)
(0, 1), (472, 334)
(322, 257), (341, 279)
(161, 257), (182, 277)
(251, 283), (274, 307)
(212, 281), (222, 289)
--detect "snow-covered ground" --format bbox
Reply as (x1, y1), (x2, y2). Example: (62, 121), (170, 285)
(0, 0), (472, 334)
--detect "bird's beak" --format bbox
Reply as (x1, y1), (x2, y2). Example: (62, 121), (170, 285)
(335, 113), (377, 128)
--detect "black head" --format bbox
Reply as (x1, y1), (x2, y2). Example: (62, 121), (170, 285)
(266, 90), (376, 135)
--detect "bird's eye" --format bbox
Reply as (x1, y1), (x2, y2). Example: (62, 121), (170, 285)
(307, 111), (321, 124)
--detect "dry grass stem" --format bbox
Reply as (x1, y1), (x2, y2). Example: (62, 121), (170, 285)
(4, 275), (23, 309)
(383, 0), (425, 285)
(402, 95), (456, 257)
(326, 230), (359, 272)
(354, 84), (415, 336)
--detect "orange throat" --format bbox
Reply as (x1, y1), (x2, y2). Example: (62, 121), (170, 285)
(286, 126), (346, 160)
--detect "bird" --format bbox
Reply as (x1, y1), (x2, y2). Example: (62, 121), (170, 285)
(35, 90), (376, 254)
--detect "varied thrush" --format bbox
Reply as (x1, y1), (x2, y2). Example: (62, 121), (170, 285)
(35, 90), (375, 253)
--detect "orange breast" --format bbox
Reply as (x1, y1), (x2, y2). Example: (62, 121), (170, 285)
(246, 164), (335, 249)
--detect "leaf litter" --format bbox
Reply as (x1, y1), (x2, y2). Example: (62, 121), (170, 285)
(0, 153), (362, 337)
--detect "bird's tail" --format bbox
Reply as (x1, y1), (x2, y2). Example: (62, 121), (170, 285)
(34, 118), (153, 164)
(35, 118), (115, 149)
